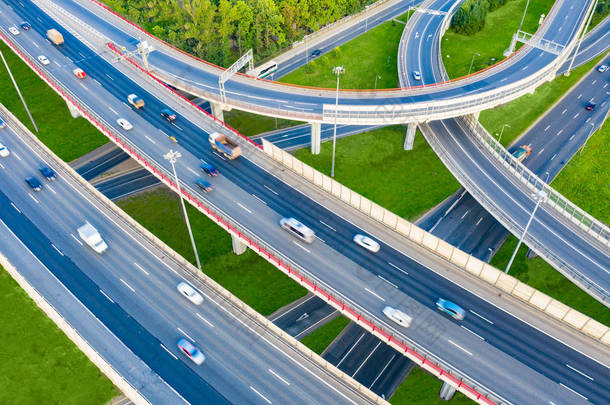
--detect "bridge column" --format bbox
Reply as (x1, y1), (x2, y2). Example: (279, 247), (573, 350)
(66, 100), (81, 118)
(439, 382), (457, 400)
(310, 122), (321, 154)
(403, 123), (417, 150)
(472, 111), (480, 121)
(210, 101), (225, 122)
(231, 234), (247, 255)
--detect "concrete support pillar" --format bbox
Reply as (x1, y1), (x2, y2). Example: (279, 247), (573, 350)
(403, 122), (417, 150)
(310, 122), (321, 154)
(231, 234), (247, 255)
(66, 100), (81, 118)
(472, 111), (480, 121)
(439, 382), (457, 401)
(210, 101), (225, 122)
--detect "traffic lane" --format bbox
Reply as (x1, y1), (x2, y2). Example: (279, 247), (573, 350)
(262, 124), (381, 150)
(76, 147), (130, 180)
(270, 295), (339, 338)
(94, 168), (160, 200)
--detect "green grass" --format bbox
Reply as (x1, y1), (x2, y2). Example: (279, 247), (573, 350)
(117, 188), (306, 315)
(295, 126), (460, 220)
(0, 266), (118, 405)
(0, 42), (107, 161)
(589, 9), (610, 32)
(300, 316), (350, 354)
(224, 109), (300, 137)
(390, 366), (473, 404)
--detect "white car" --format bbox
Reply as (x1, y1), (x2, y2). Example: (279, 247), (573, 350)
(8, 26), (19, 35)
(177, 282), (203, 305)
(0, 143), (10, 158)
(383, 306), (412, 328)
(412, 70), (421, 81)
(598, 65), (608, 73)
(116, 118), (132, 130)
(353, 234), (380, 253)
(37, 55), (50, 65)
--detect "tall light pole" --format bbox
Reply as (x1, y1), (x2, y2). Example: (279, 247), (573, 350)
(330, 65), (345, 178)
(497, 123), (510, 145)
(566, 0), (598, 76)
(517, 0), (531, 33)
(579, 121), (598, 155)
(374, 74), (381, 89)
(164, 150), (202, 270)
(505, 189), (547, 274)
(468, 52), (480, 75)
(0, 47), (38, 131)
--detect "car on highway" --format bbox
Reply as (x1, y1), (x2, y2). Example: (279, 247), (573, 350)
(20, 22), (31, 31)
(382, 306), (412, 328)
(177, 338), (205, 365)
(412, 70), (421, 81)
(200, 163), (218, 177)
(597, 65), (608, 73)
(160, 108), (177, 122)
(311, 49), (321, 58)
(8, 26), (19, 35)
(40, 166), (56, 181)
(116, 118), (133, 130)
(177, 282), (203, 305)
(195, 178), (213, 192)
(37, 55), (50, 65)
(353, 234), (380, 253)
(436, 298), (465, 320)
(280, 217), (315, 244)
(25, 176), (43, 192)
(512, 145), (531, 162)
(585, 102), (596, 111)
(73, 68), (86, 79)
(0, 143), (10, 158)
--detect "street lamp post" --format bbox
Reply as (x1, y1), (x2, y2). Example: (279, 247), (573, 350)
(0, 47), (38, 131)
(505, 189), (547, 274)
(330, 65), (345, 178)
(468, 52), (480, 75)
(374, 74), (381, 89)
(517, 0), (531, 33)
(497, 123), (510, 145)
(164, 150), (202, 270)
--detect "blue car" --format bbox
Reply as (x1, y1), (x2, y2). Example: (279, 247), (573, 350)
(40, 166), (56, 181)
(20, 22), (31, 31)
(25, 176), (42, 192)
(436, 298), (465, 320)
(200, 163), (218, 177)
(195, 178), (213, 193)
(160, 108), (177, 122)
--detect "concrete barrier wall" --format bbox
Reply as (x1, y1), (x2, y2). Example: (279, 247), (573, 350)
(262, 139), (610, 347)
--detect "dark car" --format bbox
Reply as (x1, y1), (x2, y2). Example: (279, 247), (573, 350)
(20, 22), (31, 31)
(200, 163), (218, 177)
(40, 166), (56, 181)
(160, 108), (177, 122)
(585, 102), (596, 111)
(311, 49), (321, 58)
(26, 176), (42, 191)
(195, 178), (213, 193)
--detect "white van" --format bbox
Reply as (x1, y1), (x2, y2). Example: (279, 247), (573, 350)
(280, 217), (315, 244)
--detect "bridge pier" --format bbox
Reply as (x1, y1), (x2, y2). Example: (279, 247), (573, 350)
(231, 234), (247, 255)
(472, 111), (480, 121)
(439, 382), (457, 400)
(403, 122), (417, 150)
(310, 122), (321, 154)
(210, 101), (225, 122)
(66, 100), (81, 118)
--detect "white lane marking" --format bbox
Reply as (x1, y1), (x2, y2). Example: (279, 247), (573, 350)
(28, 193), (39, 204)
(78, 52), (86, 59)
(544, 125), (550, 131)
(475, 217), (483, 226)
(264, 184), (279, 195)
(108, 106), (118, 115)
(591, 79), (596, 85)
(46, 184), (57, 195)
(31, 41), (40, 48)
(269, 295), (316, 322)
(268, 369), (290, 385)
(388, 262), (408, 275)
(13, 151), (22, 161)
(573, 113), (579, 119)
(10, 202), (21, 213)
(364, 287), (385, 302)
(145, 135), (156, 145)
(559, 383), (588, 400)
(550, 154), (557, 161)
(338, 332), (366, 367)
(319, 220), (336, 231)
(177, 327), (195, 342)
(353, 341), (381, 377)
(252, 194), (266, 205)
(160, 344), (178, 360)
(71, 233), (83, 246)
(460, 209), (470, 219)
(105, 73), (113, 81)
(99, 289), (114, 303)
(80, 82), (88, 90)
(0, 162), (3, 169)
(196, 312), (215, 328)
(469, 310), (494, 324)
(249, 386), (272, 404)
(461, 325), (484, 340)
(565, 364), (594, 381)
(537, 148), (545, 155)
(315, 235), (326, 243)
(369, 353), (395, 389)
(569, 135), (575, 141)
(120, 278), (135, 292)
(187, 167), (198, 176)
(212, 151), (226, 160)
(53, 61), (60, 67)
(448, 339), (472, 356)
(295, 310), (337, 339)
(173, 123), (183, 131)
(577, 94), (582, 99)
(557, 129), (563, 136)
(377, 274), (398, 289)
(236, 202), (252, 214)
(133, 262), (149, 275)
(51, 244), (64, 256)
(292, 240), (310, 253)
(562, 108), (567, 114)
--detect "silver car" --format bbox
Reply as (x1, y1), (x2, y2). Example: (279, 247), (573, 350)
(177, 282), (203, 305)
(116, 118), (133, 130)
(383, 306), (412, 328)
(353, 234), (380, 253)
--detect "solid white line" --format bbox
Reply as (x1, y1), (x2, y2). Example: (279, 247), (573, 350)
(145, 135), (157, 145)
(461, 325), (484, 340)
(177, 327), (195, 342)
(338, 332), (366, 367)
(196, 312), (214, 328)
(469, 310), (494, 324)
(565, 364), (594, 381)
(133, 262), (150, 275)
(249, 386), (271, 404)
(99, 289), (114, 303)
(51, 244), (64, 256)
(264, 184), (279, 195)
(252, 194), (267, 205)
(236, 202), (252, 214)
(388, 262), (408, 275)
(319, 220), (337, 231)
(292, 241), (310, 253)
(369, 354), (395, 389)
(269, 295), (315, 321)
(10, 202), (21, 213)
(295, 310), (337, 339)
(28, 194), (39, 204)
(160, 344), (178, 360)
(377, 274), (398, 289)
(559, 383), (588, 400)
(268, 369), (290, 385)
(364, 288), (385, 302)
(120, 278), (135, 292)
(353, 341), (381, 377)
(448, 340), (472, 356)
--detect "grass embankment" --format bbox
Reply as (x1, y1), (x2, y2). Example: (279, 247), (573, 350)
(0, 42), (107, 161)
(300, 316), (350, 354)
(117, 189), (307, 316)
(224, 109), (300, 137)
(0, 266), (118, 404)
(390, 366), (472, 404)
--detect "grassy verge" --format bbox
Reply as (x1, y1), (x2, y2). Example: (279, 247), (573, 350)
(116, 188), (306, 315)
(300, 316), (350, 354)
(390, 366), (473, 404)
(0, 266), (118, 404)
(224, 109), (301, 137)
(0, 42), (107, 161)
(295, 126), (460, 220)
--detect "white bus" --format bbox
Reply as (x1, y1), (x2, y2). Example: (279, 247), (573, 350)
(250, 60), (278, 79)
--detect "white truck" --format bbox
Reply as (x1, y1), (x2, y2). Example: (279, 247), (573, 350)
(46, 29), (64, 45)
(208, 132), (241, 159)
(77, 222), (108, 254)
